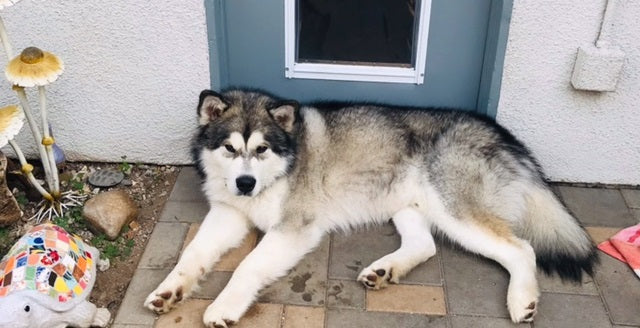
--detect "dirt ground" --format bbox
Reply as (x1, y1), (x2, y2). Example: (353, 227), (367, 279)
(1, 160), (179, 318)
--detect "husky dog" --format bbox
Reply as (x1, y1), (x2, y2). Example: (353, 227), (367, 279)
(145, 89), (597, 327)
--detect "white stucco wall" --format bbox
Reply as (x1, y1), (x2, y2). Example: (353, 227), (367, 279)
(0, 0), (210, 164)
(497, 0), (640, 184)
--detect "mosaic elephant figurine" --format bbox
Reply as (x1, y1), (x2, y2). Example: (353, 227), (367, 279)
(0, 224), (110, 328)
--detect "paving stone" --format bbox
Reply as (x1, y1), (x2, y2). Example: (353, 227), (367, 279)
(534, 293), (612, 328)
(537, 271), (598, 295)
(329, 223), (442, 285)
(450, 315), (530, 328)
(234, 303), (283, 328)
(366, 284), (446, 315)
(441, 243), (510, 318)
(138, 222), (189, 268)
(586, 226), (621, 245)
(283, 305), (325, 328)
(169, 167), (207, 202)
(558, 187), (636, 227)
(632, 209), (640, 223)
(154, 299), (282, 328)
(159, 200), (209, 223)
(613, 325), (640, 328)
(594, 252), (640, 326)
(621, 189), (640, 209)
(326, 279), (365, 309)
(259, 236), (329, 306)
(181, 224), (258, 272)
(215, 230), (258, 271)
(113, 268), (170, 326)
(192, 271), (232, 299)
(325, 308), (448, 328)
(154, 299), (209, 328)
(112, 324), (153, 328)
(181, 223), (200, 254)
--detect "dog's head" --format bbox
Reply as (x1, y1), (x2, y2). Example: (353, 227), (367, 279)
(192, 89), (299, 197)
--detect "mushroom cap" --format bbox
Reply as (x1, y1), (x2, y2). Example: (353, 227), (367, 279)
(0, 105), (24, 148)
(5, 47), (64, 87)
(0, 0), (22, 10)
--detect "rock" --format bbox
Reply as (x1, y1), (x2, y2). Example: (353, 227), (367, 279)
(97, 258), (110, 272)
(83, 190), (138, 240)
(0, 152), (22, 227)
(88, 169), (124, 188)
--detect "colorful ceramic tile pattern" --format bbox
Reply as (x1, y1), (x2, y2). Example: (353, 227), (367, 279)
(0, 224), (94, 302)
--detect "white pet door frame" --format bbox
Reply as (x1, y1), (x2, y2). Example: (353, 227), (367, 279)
(284, 0), (432, 84)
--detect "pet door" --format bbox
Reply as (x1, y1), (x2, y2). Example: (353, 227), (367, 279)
(284, 0), (432, 84)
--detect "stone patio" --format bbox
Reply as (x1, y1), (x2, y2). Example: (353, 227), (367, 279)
(112, 167), (640, 328)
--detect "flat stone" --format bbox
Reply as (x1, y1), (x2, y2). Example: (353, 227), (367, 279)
(83, 189), (138, 240)
(450, 315), (530, 328)
(138, 222), (189, 268)
(88, 168), (124, 187)
(534, 293), (612, 328)
(594, 252), (640, 325)
(0, 152), (22, 226)
(235, 303), (283, 328)
(329, 223), (442, 285)
(168, 167), (207, 202)
(621, 189), (640, 208)
(586, 226), (621, 245)
(326, 279), (365, 310)
(440, 243), (511, 318)
(325, 308), (447, 328)
(283, 306), (324, 328)
(259, 236), (329, 306)
(191, 271), (232, 299)
(154, 300), (282, 328)
(366, 284), (446, 315)
(159, 200), (208, 223)
(537, 271), (598, 295)
(180, 224), (258, 272)
(154, 299), (209, 328)
(113, 268), (170, 326)
(558, 186), (636, 227)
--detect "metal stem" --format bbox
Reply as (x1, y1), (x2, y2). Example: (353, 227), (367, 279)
(39, 86), (60, 196)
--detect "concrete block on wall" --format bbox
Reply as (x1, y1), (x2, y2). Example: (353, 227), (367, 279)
(571, 44), (625, 92)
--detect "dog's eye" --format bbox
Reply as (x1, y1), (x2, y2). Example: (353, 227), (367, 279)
(224, 144), (236, 153)
(256, 146), (268, 154)
(24, 305), (30, 312)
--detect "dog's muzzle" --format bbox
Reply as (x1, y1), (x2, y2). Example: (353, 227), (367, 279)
(236, 175), (256, 195)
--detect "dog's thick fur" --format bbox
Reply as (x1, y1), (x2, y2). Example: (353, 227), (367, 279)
(145, 89), (597, 326)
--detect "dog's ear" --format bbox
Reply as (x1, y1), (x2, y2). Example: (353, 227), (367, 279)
(198, 90), (229, 125)
(268, 101), (299, 133)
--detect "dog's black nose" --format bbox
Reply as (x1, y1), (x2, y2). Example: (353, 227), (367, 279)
(236, 176), (256, 194)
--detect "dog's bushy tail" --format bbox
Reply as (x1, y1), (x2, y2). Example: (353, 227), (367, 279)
(521, 186), (598, 282)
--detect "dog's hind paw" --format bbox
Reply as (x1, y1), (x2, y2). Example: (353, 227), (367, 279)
(507, 289), (538, 323)
(144, 285), (185, 314)
(357, 262), (399, 289)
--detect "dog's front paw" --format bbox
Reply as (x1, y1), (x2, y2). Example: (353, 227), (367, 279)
(203, 301), (242, 328)
(144, 283), (185, 314)
(357, 261), (399, 289)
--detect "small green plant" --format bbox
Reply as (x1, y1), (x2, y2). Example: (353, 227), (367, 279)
(91, 233), (135, 261)
(68, 173), (85, 192)
(119, 155), (132, 175)
(0, 227), (18, 256)
(51, 206), (84, 232)
(14, 192), (28, 207)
